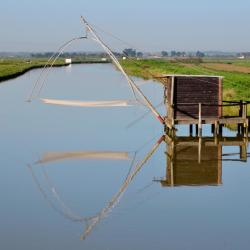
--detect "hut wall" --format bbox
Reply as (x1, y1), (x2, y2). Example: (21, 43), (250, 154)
(166, 76), (222, 120)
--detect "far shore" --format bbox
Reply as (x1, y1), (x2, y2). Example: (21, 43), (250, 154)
(0, 58), (110, 83)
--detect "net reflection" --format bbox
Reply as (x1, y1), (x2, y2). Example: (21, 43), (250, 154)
(29, 135), (249, 240)
(28, 136), (164, 240)
(35, 151), (130, 164)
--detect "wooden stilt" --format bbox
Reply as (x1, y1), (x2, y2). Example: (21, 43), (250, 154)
(240, 144), (247, 162)
(214, 122), (219, 137)
(195, 125), (199, 137)
(211, 124), (215, 134)
(243, 125), (247, 138)
(198, 137), (202, 164)
(189, 124), (193, 137)
(198, 103), (202, 137)
(237, 124), (241, 136)
(219, 124), (223, 136)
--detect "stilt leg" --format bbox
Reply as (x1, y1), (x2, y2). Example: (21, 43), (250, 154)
(189, 124), (193, 137)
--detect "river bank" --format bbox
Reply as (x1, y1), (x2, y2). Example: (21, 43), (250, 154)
(1, 57), (250, 116)
(0, 58), (110, 83)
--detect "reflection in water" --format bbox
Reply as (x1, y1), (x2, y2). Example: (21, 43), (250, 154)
(29, 136), (164, 240)
(29, 135), (249, 241)
(36, 151), (130, 164)
(29, 150), (131, 223)
(28, 165), (87, 222)
(155, 135), (249, 187)
(80, 135), (164, 240)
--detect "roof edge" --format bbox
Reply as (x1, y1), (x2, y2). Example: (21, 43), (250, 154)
(160, 74), (224, 78)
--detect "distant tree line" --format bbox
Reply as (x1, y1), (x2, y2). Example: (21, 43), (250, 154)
(122, 48), (143, 58)
(237, 52), (250, 58)
(30, 49), (207, 60)
(196, 51), (205, 58)
(31, 52), (109, 58)
(161, 50), (205, 58)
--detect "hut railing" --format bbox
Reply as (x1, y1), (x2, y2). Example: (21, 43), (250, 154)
(173, 101), (250, 119)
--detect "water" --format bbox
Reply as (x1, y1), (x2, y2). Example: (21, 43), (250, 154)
(0, 64), (249, 250)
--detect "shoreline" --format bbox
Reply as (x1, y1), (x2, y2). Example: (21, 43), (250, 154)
(1, 58), (249, 117)
(0, 60), (110, 83)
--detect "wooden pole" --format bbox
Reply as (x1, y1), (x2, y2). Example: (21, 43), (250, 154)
(80, 16), (165, 124)
(219, 124), (223, 136)
(198, 137), (202, 164)
(211, 124), (215, 134)
(239, 100), (243, 117)
(246, 104), (249, 133)
(237, 124), (242, 136)
(198, 103), (202, 137)
(217, 145), (222, 185)
(215, 121), (219, 136)
(238, 100), (243, 135)
(242, 102), (247, 119)
(195, 125), (199, 137)
(170, 76), (175, 130)
(242, 102), (248, 137)
(189, 124), (193, 137)
(240, 144), (247, 162)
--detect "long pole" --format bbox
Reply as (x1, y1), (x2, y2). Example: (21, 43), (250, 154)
(81, 135), (165, 240)
(80, 16), (164, 124)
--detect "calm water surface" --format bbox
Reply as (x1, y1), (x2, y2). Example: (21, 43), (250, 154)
(0, 64), (249, 250)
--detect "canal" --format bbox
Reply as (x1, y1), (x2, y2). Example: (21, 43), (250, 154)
(0, 64), (249, 250)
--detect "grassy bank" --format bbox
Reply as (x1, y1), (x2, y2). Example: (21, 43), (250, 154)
(0, 57), (109, 83)
(1, 57), (250, 116)
(121, 58), (250, 116)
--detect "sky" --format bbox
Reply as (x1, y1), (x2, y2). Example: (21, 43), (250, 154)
(0, 0), (250, 52)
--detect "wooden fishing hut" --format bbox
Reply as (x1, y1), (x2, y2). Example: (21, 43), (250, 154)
(161, 75), (249, 137)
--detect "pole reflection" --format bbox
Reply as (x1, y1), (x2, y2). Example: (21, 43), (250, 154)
(29, 135), (249, 240)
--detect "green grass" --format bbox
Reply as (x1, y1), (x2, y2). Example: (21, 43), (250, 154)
(0, 58), (66, 80)
(1, 57), (249, 116)
(121, 59), (250, 115)
(203, 58), (250, 67)
(121, 59), (250, 100)
(0, 57), (109, 81)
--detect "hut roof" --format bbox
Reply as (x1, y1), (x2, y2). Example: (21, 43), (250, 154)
(161, 74), (224, 78)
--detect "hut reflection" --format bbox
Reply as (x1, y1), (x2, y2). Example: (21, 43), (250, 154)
(155, 135), (248, 187)
(29, 135), (248, 240)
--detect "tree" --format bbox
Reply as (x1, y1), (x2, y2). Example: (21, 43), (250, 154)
(196, 51), (205, 58)
(161, 51), (168, 57)
(123, 48), (136, 57)
(137, 52), (143, 58)
(171, 50), (177, 57)
(176, 51), (182, 57)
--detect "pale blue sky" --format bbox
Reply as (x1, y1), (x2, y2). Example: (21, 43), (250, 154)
(0, 0), (250, 52)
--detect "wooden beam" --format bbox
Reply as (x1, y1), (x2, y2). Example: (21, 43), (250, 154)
(198, 103), (202, 137)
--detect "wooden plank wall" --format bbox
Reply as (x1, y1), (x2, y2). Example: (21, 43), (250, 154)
(173, 77), (221, 119)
